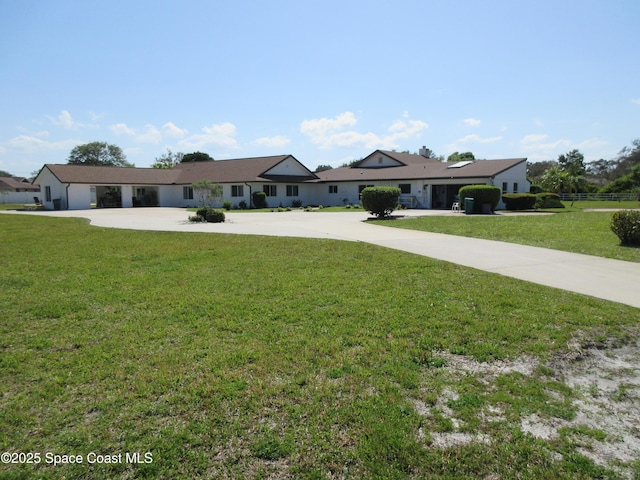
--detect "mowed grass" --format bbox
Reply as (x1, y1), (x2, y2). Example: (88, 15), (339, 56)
(374, 203), (640, 263)
(1, 214), (639, 478)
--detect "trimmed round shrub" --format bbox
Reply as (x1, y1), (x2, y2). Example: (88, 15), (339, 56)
(535, 192), (564, 208)
(502, 193), (537, 210)
(252, 191), (267, 209)
(611, 210), (640, 246)
(360, 186), (401, 218)
(458, 185), (501, 213)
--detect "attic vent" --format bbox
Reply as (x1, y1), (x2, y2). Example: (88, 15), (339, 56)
(448, 160), (474, 169)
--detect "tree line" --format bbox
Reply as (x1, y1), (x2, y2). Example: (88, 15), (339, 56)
(527, 140), (640, 195)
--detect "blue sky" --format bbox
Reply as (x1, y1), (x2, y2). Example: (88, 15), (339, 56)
(1, 0), (639, 177)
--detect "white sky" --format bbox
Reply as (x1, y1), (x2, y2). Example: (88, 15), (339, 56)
(1, 0), (639, 176)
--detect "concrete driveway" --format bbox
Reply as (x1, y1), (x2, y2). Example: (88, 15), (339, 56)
(4, 207), (640, 309)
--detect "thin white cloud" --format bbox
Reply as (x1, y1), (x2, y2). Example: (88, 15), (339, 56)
(463, 117), (481, 126)
(632, 98), (640, 105)
(48, 110), (96, 130)
(161, 122), (188, 138)
(533, 118), (544, 127)
(110, 122), (187, 144)
(456, 134), (502, 144)
(178, 122), (239, 150)
(521, 134), (549, 144)
(300, 111), (428, 150)
(110, 123), (136, 136)
(5, 135), (79, 154)
(252, 135), (291, 148)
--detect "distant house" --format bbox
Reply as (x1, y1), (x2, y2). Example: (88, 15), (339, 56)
(0, 176), (40, 204)
(314, 150), (529, 209)
(32, 150), (529, 210)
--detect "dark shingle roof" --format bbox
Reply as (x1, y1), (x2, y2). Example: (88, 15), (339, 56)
(43, 164), (182, 184)
(316, 157), (526, 182)
(172, 155), (317, 184)
(0, 176), (39, 190)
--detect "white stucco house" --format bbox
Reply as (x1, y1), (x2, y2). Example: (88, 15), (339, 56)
(32, 150), (529, 210)
(315, 149), (530, 209)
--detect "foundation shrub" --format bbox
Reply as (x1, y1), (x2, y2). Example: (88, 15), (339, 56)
(502, 193), (537, 210)
(252, 191), (267, 209)
(610, 210), (640, 245)
(360, 186), (401, 218)
(458, 185), (501, 213)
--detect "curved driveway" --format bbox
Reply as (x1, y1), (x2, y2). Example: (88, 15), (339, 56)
(5, 207), (640, 309)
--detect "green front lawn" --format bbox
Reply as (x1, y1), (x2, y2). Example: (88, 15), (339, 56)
(374, 207), (640, 262)
(1, 214), (639, 478)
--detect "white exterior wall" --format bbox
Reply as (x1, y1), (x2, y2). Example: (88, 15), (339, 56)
(0, 190), (40, 204)
(494, 162), (530, 195)
(66, 184), (91, 209)
(35, 168), (70, 209)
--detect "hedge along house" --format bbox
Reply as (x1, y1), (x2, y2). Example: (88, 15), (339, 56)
(33, 155), (319, 210)
(314, 149), (530, 209)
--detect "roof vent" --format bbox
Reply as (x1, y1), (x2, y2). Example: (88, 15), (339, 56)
(447, 160), (474, 169)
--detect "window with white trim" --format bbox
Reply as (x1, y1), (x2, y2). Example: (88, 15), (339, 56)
(231, 185), (244, 197)
(286, 185), (298, 197)
(263, 185), (277, 196)
(183, 186), (193, 200)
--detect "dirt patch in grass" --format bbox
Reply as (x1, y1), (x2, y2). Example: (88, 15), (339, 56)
(414, 339), (640, 478)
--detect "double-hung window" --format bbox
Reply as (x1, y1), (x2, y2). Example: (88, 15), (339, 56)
(183, 186), (193, 200)
(231, 185), (244, 197)
(263, 185), (277, 197)
(286, 185), (298, 197)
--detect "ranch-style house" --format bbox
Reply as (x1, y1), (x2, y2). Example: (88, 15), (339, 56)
(33, 148), (529, 210)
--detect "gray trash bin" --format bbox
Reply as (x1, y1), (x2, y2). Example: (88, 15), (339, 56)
(464, 197), (474, 214)
(53, 198), (61, 210)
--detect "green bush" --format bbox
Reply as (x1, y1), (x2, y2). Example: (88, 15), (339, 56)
(291, 199), (302, 208)
(458, 185), (501, 213)
(529, 185), (544, 194)
(360, 186), (401, 218)
(188, 215), (206, 223)
(536, 192), (564, 208)
(238, 200), (248, 210)
(196, 206), (225, 223)
(196, 207), (210, 218)
(206, 209), (225, 223)
(611, 210), (640, 245)
(252, 191), (267, 209)
(222, 201), (232, 210)
(502, 193), (537, 210)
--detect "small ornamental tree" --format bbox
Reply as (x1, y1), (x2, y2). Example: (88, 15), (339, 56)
(360, 186), (401, 218)
(192, 179), (223, 207)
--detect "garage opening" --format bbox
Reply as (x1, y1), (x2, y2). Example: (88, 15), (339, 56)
(132, 186), (159, 207)
(96, 186), (122, 208)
